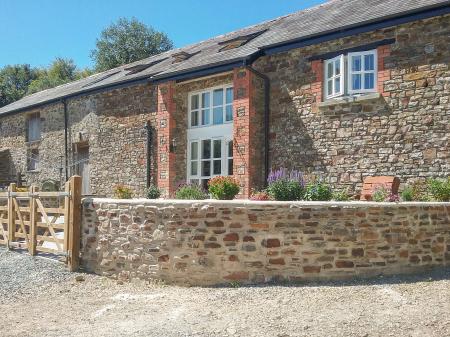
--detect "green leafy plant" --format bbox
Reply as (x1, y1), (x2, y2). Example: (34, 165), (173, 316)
(303, 181), (333, 201)
(146, 184), (161, 199)
(427, 177), (450, 201)
(400, 185), (413, 201)
(208, 176), (240, 200)
(175, 184), (208, 200)
(332, 189), (351, 201)
(372, 186), (389, 202)
(114, 184), (133, 199)
(266, 168), (305, 201)
(249, 191), (273, 201)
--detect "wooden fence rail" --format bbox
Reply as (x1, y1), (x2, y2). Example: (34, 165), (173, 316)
(0, 176), (81, 271)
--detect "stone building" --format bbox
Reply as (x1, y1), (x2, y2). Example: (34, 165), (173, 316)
(0, 0), (449, 197)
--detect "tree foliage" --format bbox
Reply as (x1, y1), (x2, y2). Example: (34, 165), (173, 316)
(0, 64), (38, 107)
(27, 58), (92, 94)
(91, 17), (173, 72)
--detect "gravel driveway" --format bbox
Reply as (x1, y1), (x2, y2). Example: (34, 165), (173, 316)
(1, 248), (450, 337)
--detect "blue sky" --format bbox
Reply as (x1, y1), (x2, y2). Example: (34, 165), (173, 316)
(0, 0), (325, 69)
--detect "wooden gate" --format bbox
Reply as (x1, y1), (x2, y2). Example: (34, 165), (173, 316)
(0, 176), (81, 271)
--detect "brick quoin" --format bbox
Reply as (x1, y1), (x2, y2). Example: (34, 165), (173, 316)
(311, 59), (324, 108)
(377, 44), (392, 97)
(156, 81), (176, 197)
(232, 68), (258, 198)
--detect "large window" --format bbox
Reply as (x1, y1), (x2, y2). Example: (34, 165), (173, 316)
(324, 49), (377, 100)
(26, 113), (41, 142)
(189, 86), (233, 128)
(188, 138), (233, 189)
(27, 148), (39, 171)
(187, 84), (234, 188)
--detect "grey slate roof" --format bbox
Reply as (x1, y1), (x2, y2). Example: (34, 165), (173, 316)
(1, 0), (449, 115)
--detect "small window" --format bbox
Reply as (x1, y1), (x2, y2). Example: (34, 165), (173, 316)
(323, 49), (377, 100)
(27, 149), (39, 171)
(324, 55), (344, 99)
(27, 113), (41, 142)
(188, 86), (233, 128)
(348, 50), (377, 94)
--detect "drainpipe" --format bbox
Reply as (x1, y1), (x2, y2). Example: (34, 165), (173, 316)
(62, 99), (69, 181)
(245, 65), (271, 187)
(144, 121), (153, 187)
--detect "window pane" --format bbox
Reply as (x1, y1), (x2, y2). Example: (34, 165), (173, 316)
(191, 111), (198, 126)
(228, 141), (233, 157)
(213, 107), (223, 124)
(335, 77), (341, 93)
(327, 62), (333, 79)
(191, 142), (198, 160)
(226, 87), (233, 104)
(327, 80), (333, 96)
(213, 139), (221, 158)
(201, 161), (211, 176)
(201, 109), (210, 125)
(213, 160), (221, 175)
(190, 179), (199, 185)
(228, 159), (233, 175)
(202, 140), (211, 159)
(352, 56), (361, 71)
(191, 95), (199, 110)
(352, 74), (361, 90)
(225, 105), (233, 121)
(201, 92), (210, 108)
(364, 54), (375, 71)
(364, 73), (375, 89)
(213, 89), (223, 106)
(191, 161), (198, 176)
(335, 59), (341, 75)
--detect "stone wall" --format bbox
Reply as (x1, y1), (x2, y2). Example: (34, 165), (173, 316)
(0, 83), (158, 196)
(253, 14), (450, 193)
(81, 198), (450, 286)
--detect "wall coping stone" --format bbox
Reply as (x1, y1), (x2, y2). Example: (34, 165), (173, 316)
(84, 197), (450, 208)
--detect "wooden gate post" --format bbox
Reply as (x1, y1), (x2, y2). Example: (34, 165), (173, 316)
(7, 183), (16, 243)
(63, 180), (71, 260)
(29, 185), (38, 255)
(68, 176), (82, 272)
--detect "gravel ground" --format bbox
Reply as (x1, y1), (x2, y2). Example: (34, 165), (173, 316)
(1, 248), (450, 337)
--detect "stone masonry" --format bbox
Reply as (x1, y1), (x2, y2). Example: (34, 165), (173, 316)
(81, 198), (450, 286)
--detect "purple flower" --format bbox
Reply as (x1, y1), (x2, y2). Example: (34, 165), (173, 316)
(267, 168), (305, 187)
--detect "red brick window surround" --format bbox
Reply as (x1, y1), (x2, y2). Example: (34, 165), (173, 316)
(311, 44), (392, 105)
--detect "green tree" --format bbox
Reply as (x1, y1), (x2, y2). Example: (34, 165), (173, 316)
(27, 58), (92, 94)
(0, 64), (38, 107)
(91, 17), (173, 72)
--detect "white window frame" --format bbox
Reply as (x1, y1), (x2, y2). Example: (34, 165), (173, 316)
(27, 112), (41, 142)
(188, 84), (233, 129)
(324, 55), (344, 99)
(347, 49), (378, 95)
(187, 123), (233, 185)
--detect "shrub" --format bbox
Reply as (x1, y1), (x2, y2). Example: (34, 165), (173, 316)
(249, 191), (272, 201)
(372, 186), (388, 202)
(303, 180), (333, 201)
(400, 185), (413, 201)
(208, 176), (240, 200)
(114, 184), (133, 199)
(410, 180), (430, 201)
(146, 184), (161, 199)
(427, 177), (450, 201)
(266, 168), (305, 201)
(175, 183), (208, 200)
(332, 189), (351, 201)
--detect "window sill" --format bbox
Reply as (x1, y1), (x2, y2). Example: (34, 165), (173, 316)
(318, 92), (381, 109)
(26, 140), (41, 146)
(27, 170), (40, 174)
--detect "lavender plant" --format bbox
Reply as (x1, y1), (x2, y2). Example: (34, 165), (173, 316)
(266, 168), (306, 201)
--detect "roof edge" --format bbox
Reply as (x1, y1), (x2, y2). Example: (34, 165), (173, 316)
(262, 1), (450, 55)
